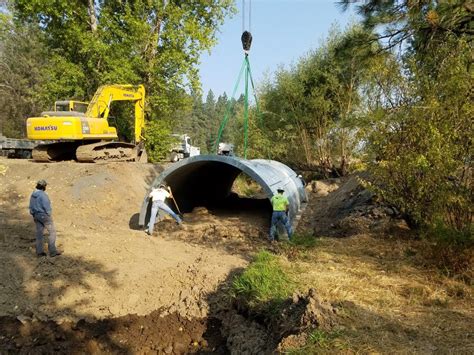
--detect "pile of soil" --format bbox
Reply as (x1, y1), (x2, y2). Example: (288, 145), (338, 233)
(299, 173), (407, 237)
(0, 311), (226, 354)
(154, 204), (269, 255)
(217, 288), (338, 354)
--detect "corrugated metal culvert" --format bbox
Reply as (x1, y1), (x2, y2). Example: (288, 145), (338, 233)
(139, 155), (306, 230)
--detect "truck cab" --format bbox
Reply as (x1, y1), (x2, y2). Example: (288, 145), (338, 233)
(170, 134), (200, 162)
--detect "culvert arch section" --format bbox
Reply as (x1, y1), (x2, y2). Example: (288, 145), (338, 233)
(138, 155), (306, 227)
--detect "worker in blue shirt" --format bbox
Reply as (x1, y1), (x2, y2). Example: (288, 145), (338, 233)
(29, 179), (60, 257)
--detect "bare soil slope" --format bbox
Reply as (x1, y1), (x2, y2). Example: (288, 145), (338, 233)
(0, 159), (249, 323)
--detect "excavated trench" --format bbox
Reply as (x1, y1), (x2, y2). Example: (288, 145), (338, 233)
(0, 289), (337, 354)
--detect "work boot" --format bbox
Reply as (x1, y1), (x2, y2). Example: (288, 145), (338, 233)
(37, 252), (47, 257)
(50, 252), (62, 257)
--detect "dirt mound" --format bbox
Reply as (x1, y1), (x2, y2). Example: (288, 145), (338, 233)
(299, 173), (407, 237)
(154, 205), (269, 255)
(216, 288), (338, 354)
(220, 312), (269, 354)
(0, 311), (227, 354)
(277, 288), (337, 335)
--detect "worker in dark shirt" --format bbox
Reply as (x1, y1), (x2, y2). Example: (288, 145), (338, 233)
(29, 180), (61, 257)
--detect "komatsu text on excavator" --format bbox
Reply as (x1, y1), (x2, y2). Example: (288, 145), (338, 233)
(26, 84), (146, 162)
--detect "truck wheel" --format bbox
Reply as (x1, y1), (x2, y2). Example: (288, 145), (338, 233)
(170, 152), (179, 162)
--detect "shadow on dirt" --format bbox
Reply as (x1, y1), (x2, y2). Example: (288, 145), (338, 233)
(0, 189), (127, 351)
(0, 185), (232, 353)
(0, 310), (230, 354)
(128, 213), (141, 231)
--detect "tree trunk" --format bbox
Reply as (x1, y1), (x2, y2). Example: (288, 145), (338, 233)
(88, 0), (98, 32)
(145, 1), (168, 86)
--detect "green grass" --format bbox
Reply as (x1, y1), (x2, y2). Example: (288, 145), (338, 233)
(231, 173), (264, 198)
(278, 234), (321, 261)
(290, 234), (320, 248)
(231, 251), (295, 311)
(284, 329), (348, 354)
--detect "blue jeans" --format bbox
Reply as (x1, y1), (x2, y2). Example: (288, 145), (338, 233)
(147, 200), (182, 234)
(270, 211), (292, 241)
(33, 213), (57, 255)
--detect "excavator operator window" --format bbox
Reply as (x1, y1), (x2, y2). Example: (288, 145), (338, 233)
(73, 102), (88, 113)
(55, 103), (69, 112)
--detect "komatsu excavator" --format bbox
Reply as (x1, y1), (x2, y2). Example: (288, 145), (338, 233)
(26, 84), (146, 162)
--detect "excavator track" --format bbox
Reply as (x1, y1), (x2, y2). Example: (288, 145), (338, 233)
(32, 142), (80, 162)
(76, 141), (138, 162)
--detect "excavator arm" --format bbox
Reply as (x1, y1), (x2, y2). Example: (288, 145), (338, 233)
(86, 85), (146, 143)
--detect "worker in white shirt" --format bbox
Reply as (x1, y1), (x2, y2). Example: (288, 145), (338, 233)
(145, 184), (182, 235)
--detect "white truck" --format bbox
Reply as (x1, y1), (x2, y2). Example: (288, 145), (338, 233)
(217, 142), (235, 156)
(169, 134), (200, 162)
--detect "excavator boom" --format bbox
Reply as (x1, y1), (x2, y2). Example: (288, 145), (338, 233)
(85, 85), (145, 143)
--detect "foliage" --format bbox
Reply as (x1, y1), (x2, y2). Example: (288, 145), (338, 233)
(426, 217), (473, 278)
(231, 173), (264, 198)
(355, 21), (473, 241)
(1, 0), (235, 137)
(332, 0), (474, 260)
(285, 329), (346, 354)
(231, 251), (294, 312)
(258, 24), (386, 172)
(143, 119), (175, 163)
(277, 234), (321, 262)
(337, 0), (474, 52)
(0, 13), (49, 137)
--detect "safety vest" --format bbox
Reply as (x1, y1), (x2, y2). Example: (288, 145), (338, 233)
(271, 194), (288, 212)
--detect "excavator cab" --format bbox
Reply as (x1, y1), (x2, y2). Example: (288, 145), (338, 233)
(54, 101), (88, 113)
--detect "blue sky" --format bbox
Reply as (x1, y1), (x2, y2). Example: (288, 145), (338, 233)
(199, 0), (358, 97)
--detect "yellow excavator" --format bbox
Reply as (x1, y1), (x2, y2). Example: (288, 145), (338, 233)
(26, 84), (147, 162)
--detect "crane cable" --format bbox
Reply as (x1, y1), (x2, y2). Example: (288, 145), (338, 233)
(242, 0), (251, 33)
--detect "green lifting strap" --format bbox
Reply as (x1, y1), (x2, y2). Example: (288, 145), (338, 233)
(243, 56), (249, 158)
(246, 56), (262, 126)
(214, 54), (261, 159)
(213, 57), (246, 153)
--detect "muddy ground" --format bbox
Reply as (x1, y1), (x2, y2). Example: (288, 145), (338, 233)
(0, 158), (472, 354)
